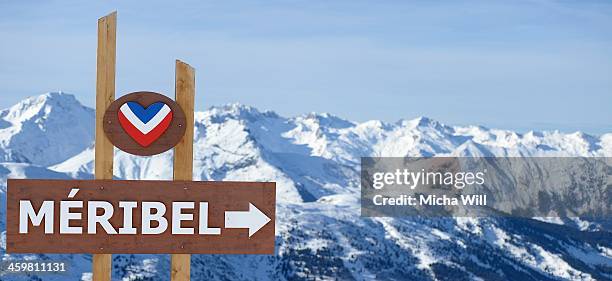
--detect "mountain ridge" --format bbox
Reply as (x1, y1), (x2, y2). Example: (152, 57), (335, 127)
(0, 92), (610, 281)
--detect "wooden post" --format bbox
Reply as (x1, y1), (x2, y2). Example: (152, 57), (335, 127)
(94, 11), (116, 281)
(172, 60), (195, 281)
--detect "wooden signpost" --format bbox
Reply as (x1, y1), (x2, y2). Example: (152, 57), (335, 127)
(6, 179), (275, 253)
(172, 59), (196, 281)
(5, 12), (276, 281)
(94, 12), (116, 281)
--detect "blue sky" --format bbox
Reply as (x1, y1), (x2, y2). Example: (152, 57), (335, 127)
(0, 0), (611, 134)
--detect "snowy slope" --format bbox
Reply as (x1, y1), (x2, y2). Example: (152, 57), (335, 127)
(1, 93), (611, 281)
(0, 92), (94, 166)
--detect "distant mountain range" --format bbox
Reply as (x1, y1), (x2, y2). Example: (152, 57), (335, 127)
(0, 92), (610, 281)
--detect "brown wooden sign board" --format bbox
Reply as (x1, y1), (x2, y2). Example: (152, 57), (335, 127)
(6, 179), (276, 254)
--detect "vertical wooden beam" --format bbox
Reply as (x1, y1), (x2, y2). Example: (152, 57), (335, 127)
(172, 60), (195, 281)
(94, 11), (116, 281)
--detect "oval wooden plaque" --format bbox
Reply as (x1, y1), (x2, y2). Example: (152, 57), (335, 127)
(103, 91), (186, 156)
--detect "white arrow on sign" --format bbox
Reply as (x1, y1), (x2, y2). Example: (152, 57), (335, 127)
(224, 203), (271, 237)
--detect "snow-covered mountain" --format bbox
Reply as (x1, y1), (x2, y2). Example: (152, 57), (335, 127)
(0, 92), (94, 166)
(1, 92), (611, 281)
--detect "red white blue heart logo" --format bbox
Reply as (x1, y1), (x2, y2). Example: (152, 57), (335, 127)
(103, 91), (186, 156)
(117, 101), (173, 147)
